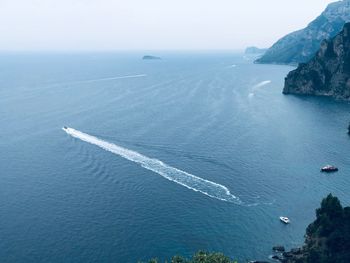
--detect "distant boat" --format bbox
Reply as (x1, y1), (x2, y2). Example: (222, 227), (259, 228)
(321, 165), (338, 172)
(63, 126), (68, 130)
(280, 216), (290, 224)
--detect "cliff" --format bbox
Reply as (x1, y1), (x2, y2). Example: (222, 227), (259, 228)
(281, 194), (350, 263)
(143, 195), (350, 263)
(283, 22), (350, 100)
(256, 0), (350, 65)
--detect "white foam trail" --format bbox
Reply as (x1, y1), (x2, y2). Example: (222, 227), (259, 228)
(252, 80), (271, 90)
(248, 92), (255, 98)
(79, 74), (147, 83)
(226, 64), (237, 68)
(63, 127), (241, 204)
(66, 74), (147, 85)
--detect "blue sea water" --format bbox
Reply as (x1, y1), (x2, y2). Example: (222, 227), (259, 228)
(1, 52), (350, 262)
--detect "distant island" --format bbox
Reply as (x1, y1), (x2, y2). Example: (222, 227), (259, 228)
(142, 55), (161, 60)
(284, 22), (350, 101)
(256, 0), (350, 65)
(142, 194), (350, 263)
(244, 46), (267, 55)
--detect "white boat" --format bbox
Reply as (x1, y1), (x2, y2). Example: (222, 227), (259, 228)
(279, 216), (290, 224)
(321, 165), (338, 172)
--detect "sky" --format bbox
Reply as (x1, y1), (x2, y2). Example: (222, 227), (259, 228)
(0, 0), (337, 51)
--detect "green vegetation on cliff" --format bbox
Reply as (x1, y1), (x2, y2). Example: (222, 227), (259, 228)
(140, 251), (237, 263)
(273, 194), (350, 263)
(300, 194), (350, 263)
(143, 194), (350, 263)
(283, 23), (350, 100)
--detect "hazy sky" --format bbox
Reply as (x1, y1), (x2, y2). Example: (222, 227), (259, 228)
(0, 0), (336, 51)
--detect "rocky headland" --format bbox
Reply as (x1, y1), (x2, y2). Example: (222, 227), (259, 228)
(244, 46), (267, 55)
(256, 0), (350, 65)
(272, 194), (350, 263)
(283, 22), (350, 100)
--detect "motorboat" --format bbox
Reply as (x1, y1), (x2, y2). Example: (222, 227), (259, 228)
(321, 165), (338, 172)
(279, 216), (290, 224)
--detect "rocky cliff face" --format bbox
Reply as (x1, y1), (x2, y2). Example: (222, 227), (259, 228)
(280, 194), (350, 263)
(256, 0), (350, 65)
(283, 23), (350, 100)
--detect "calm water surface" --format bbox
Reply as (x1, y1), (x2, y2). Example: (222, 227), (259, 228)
(1, 52), (350, 262)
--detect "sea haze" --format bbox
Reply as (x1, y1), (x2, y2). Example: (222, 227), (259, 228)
(1, 52), (350, 262)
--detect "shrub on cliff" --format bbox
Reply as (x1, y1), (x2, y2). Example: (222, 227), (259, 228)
(304, 194), (350, 263)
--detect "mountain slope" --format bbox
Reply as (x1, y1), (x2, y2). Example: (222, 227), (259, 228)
(256, 0), (350, 65)
(283, 23), (350, 100)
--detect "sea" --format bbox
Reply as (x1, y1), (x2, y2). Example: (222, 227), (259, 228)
(1, 52), (350, 262)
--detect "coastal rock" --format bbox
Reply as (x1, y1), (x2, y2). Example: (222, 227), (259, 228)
(283, 22), (350, 100)
(272, 245), (285, 252)
(282, 252), (293, 258)
(278, 194), (350, 263)
(290, 248), (302, 255)
(256, 0), (350, 64)
(271, 255), (282, 260)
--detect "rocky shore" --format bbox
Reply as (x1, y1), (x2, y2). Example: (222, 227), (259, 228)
(283, 23), (350, 100)
(270, 194), (350, 263)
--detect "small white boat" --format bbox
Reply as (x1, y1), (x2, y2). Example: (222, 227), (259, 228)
(280, 216), (290, 224)
(321, 165), (338, 172)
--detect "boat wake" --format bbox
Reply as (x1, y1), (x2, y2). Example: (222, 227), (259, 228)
(70, 74), (147, 84)
(252, 80), (271, 90)
(63, 127), (242, 204)
(249, 80), (272, 98)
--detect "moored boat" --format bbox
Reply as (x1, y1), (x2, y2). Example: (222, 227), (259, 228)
(321, 165), (338, 172)
(280, 216), (290, 224)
